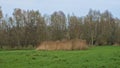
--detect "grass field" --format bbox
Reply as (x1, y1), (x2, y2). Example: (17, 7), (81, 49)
(0, 46), (120, 68)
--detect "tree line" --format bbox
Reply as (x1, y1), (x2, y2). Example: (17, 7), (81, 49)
(0, 7), (120, 49)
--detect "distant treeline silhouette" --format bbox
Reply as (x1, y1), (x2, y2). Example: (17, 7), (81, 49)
(0, 7), (120, 49)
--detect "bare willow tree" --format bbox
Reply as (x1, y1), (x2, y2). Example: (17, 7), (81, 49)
(68, 15), (82, 39)
(83, 10), (101, 45)
(50, 11), (66, 40)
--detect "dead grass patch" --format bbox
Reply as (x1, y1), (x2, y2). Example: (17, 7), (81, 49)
(36, 39), (88, 50)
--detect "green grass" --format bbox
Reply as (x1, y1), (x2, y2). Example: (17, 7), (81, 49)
(0, 46), (120, 68)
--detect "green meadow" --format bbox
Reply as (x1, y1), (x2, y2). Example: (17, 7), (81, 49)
(0, 46), (120, 68)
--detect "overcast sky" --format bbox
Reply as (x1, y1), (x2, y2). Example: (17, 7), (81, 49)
(0, 0), (120, 18)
